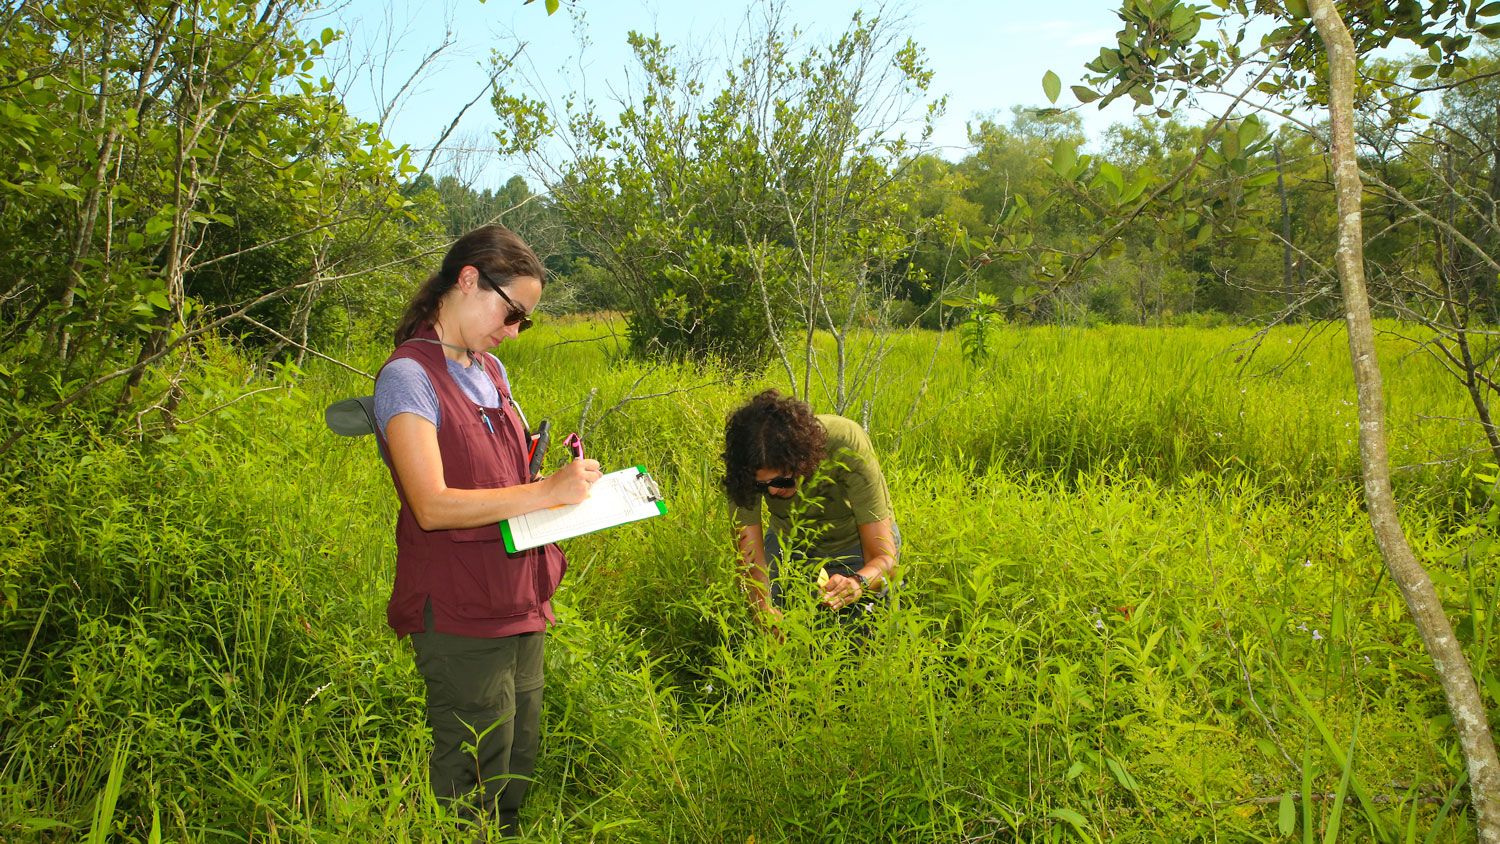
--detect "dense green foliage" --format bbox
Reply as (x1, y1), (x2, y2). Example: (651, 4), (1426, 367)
(3, 318), (1494, 842)
(3, 0), (1499, 840)
(0, 0), (434, 431)
(496, 13), (935, 370)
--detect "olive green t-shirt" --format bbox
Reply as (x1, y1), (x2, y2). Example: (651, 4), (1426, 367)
(733, 414), (894, 557)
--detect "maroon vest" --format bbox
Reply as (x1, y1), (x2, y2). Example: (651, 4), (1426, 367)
(375, 324), (566, 638)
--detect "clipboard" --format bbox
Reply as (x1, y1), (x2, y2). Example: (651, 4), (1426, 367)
(501, 465), (667, 553)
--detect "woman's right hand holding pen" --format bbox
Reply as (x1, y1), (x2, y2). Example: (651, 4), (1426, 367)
(540, 457), (602, 505)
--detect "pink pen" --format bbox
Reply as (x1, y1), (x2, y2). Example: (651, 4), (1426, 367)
(564, 432), (584, 460)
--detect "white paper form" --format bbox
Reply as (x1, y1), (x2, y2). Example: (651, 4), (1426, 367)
(501, 466), (666, 552)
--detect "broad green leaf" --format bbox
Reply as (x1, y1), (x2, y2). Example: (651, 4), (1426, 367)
(546, 0), (560, 13)
(1121, 175), (1152, 203)
(1050, 140), (1077, 179)
(1043, 70), (1062, 104)
(1222, 129), (1240, 159)
(1479, 1), (1500, 15)
(1072, 85), (1101, 103)
(1098, 161), (1124, 192)
(144, 215), (173, 238)
(1238, 115), (1262, 146)
(1278, 794), (1295, 836)
(1106, 756), (1139, 792)
(1284, 0), (1309, 17)
(1050, 808), (1090, 834)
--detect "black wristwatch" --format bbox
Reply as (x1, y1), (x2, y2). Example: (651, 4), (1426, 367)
(849, 571), (869, 589)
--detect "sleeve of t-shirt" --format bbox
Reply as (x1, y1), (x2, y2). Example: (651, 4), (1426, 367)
(835, 426), (895, 525)
(374, 358), (441, 436)
(733, 501), (762, 528)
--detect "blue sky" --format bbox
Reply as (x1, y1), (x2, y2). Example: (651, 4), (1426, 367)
(315, 0), (1151, 187)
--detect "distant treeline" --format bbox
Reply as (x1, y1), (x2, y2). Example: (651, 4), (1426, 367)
(0, 1), (1495, 434)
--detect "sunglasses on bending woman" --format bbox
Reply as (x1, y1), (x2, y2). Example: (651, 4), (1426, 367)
(753, 475), (798, 493)
(477, 269), (534, 332)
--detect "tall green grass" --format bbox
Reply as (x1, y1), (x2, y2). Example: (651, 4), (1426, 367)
(0, 318), (1493, 841)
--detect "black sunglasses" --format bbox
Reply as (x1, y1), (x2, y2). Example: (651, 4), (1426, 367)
(477, 270), (534, 332)
(753, 475), (797, 493)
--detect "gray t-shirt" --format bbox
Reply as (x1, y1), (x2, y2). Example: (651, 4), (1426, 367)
(374, 352), (507, 436)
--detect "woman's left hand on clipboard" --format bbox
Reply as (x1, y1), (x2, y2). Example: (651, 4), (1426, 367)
(538, 457), (602, 506)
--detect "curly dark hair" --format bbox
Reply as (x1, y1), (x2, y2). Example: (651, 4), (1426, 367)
(722, 389), (827, 509)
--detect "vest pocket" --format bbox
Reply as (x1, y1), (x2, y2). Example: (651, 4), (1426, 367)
(448, 524), (503, 543)
(448, 548), (538, 619)
(449, 414), (512, 487)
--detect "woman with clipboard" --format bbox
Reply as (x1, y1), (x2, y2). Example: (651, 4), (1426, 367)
(372, 225), (602, 837)
(723, 389), (901, 636)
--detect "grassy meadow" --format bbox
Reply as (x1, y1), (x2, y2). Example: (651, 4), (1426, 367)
(2, 317), (1496, 842)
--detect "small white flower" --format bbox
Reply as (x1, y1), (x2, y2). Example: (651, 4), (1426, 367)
(305, 681), (333, 705)
(1302, 559), (1312, 568)
(1311, 629), (1323, 641)
(1093, 618), (1106, 631)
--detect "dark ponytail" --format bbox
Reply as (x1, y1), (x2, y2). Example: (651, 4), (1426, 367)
(393, 224), (546, 346)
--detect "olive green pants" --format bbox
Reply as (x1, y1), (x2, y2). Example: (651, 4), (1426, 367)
(410, 610), (545, 825)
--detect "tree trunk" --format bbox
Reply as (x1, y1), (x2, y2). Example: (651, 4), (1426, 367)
(1486, 98), (1500, 319)
(1275, 140), (1295, 307)
(58, 25), (120, 364)
(1435, 151), (1500, 465)
(1307, 1), (1500, 839)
